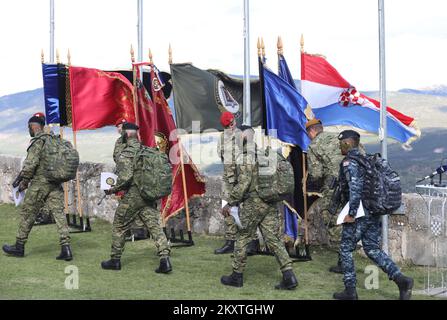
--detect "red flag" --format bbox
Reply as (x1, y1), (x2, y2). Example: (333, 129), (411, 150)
(70, 66), (135, 131)
(149, 67), (206, 222)
(135, 77), (156, 147)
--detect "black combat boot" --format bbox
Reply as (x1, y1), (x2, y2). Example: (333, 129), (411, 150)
(275, 269), (298, 290)
(221, 271), (243, 287)
(155, 257), (172, 274)
(246, 239), (260, 256)
(214, 240), (235, 254)
(2, 242), (24, 257)
(393, 273), (414, 300)
(56, 245), (73, 261)
(329, 257), (343, 274)
(333, 287), (358, 300)
(101, 258), (122, 270)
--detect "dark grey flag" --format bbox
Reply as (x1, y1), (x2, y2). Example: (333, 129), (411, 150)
(170, 63), (263, 133)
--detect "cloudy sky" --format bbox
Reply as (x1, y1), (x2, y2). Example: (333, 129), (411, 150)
(0, 0), (446, 97)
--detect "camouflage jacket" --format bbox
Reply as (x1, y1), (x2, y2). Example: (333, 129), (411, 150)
(218, 130), (241, 201)
(307, 131), (344, 194)
(113, 135), (126, 164)
(21, 131), (50, 182)
(338, 148), (366, 217)
(227, 144), (257, 207)
(109, 137), (141, 193)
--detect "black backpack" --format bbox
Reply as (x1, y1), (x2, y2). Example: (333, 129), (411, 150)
(348, 153), (402, 216)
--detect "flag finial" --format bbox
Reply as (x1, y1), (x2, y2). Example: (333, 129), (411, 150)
(168, 44), (172, 64)
(67, 49), (71, 66)
(300, 34), (305, 53)
(41, 49), (44, 63)
(130, 44), (135, 63)
(257, 37), (262, 57)
(56, 48), (60, 64)
(149, 48), (153, 65)
(261, 37), (265, 58)
(277, 36), (283, 55)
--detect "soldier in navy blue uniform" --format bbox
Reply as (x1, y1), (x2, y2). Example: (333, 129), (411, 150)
(333, 130), (413, 300)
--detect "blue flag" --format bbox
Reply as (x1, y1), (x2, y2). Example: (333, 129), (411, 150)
(278, 54), (297, 90)
(276, 54), (306, 241)
(42, 63), (60, 124)
(262, 65), (311, 151)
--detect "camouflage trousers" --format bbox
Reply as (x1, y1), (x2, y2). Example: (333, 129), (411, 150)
(16, 180), (70, 246)
(232, 197), (292, 273)
(224, 209), (257, 242)
(340, 215), (401, 288)
(110, 185), (170, 260)
(308, 195), (342, 248)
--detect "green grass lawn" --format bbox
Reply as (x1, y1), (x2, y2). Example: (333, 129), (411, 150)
(0, 203), (440, 300)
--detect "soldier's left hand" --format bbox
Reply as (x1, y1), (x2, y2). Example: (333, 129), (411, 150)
(222, 204), (231, 217)
(343, 215), (355, 224)
(18, 179), (29, 192)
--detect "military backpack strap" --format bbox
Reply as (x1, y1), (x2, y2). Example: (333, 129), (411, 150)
(26, 133), (51, 152)
(131, 144), (143, 170)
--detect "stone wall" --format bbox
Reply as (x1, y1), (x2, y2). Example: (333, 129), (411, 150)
(1, 154), (446, 266)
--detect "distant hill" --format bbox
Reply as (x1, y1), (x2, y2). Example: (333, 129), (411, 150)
(399, 85), (447, 97)
(366, 128), (447, 193)
(1, 87), (446, 188)
(0, 88), (43, 132)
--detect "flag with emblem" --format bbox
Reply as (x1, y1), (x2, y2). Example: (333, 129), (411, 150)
(149, 66), (206, 221)
(170, 63), (263, 132)
(300, 52), (420, 146)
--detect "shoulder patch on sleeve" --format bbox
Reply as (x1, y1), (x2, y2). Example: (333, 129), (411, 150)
(343, 160), (350, 167)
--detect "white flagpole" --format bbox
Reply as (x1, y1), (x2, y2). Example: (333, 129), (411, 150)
(50, 0), (55, 63)
(378, 0), (389, 253)
(137, 0), (143, 80)
(243, 0), (251, 126)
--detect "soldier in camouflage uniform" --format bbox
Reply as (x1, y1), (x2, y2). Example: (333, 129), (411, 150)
(221, 126), (298, 290)
(113, 119), (147, 240)
(3, 114), (72, 261)
(215, 112), (258, 255)
(101, 122), (172, 273)
(306, 119), (344, 273)
(333, 130), (413, 300)
(113, 119), (127, 162)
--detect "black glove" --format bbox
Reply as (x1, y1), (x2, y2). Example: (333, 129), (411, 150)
(12, 174), (22, 188)
(18, 179), (29, 192)
(104, 189), (114, 196)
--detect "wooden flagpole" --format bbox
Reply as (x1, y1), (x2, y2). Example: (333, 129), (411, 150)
(130, 44), (142, 142)
(67, 50), (83, 219)
(178, 136), (192, 233)
(169, 45), (192, 233)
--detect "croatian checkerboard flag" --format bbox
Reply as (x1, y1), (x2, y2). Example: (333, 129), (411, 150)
(300, 52), (420, 146)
